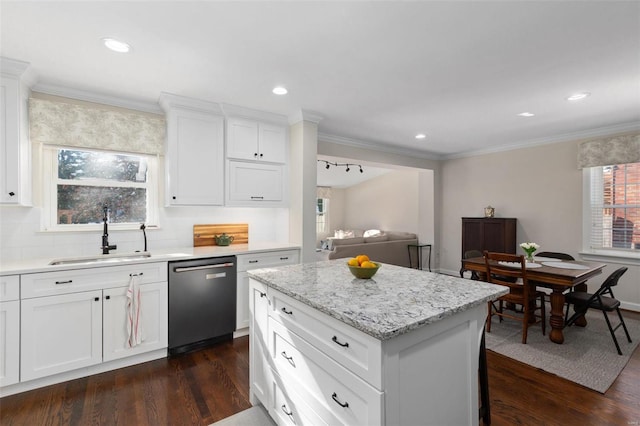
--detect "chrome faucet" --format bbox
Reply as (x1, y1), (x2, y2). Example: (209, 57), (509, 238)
(101, 205), (117, 255)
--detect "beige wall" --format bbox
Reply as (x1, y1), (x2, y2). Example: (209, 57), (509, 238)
(439, 139), (639, 310)
(344, 170), (420, 234)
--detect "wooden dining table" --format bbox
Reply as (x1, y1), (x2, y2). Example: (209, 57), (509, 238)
(461, 256), (607, 344)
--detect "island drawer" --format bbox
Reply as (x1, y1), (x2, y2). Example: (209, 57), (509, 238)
(271, 374), (328, 426)
(237, 250), (299, 272)
(269, 288), (382, 388)
(0, 275), (20, 302)
(21, 262), (168, 299)
(270, 318), (383, 426)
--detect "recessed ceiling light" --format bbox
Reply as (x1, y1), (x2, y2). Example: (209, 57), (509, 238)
(272, 86), (288, 95)
(518, 112), (535, 117)
(567, 92), (590, 101)
(415, 133), (427, 139)
(103, 38), (131, 53)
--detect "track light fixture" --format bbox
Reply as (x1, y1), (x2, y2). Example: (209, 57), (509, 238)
(318, 159), (364, 173)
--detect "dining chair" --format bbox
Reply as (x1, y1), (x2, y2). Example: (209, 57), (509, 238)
(484, 251), (546, 344)
(564, 267), (632, 355)
(535, 251), (575, 261)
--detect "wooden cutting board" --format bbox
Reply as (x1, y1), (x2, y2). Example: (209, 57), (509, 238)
(193, 223), (249, 247)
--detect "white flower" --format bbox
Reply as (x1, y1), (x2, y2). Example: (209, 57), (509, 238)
(519, 242), (540, 250)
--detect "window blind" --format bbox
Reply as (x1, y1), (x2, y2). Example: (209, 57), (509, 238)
(29, 96), (165, 155)
(589, 162), (640, 250)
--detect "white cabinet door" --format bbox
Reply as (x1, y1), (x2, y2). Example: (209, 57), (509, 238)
(227, 160), (283, 203)
(103, 282), (168, 362)
(163, 96), (225, 206)
(0, 300), (20, 387)
(21, 290), (102, 381)
(227, 118), (286, 164)
(258, 123), (286, 164)
(236, 271), (250, 330)
(249, 279), (272, 407)
(0, 60), (31, 206)
(227, 118), (259, 161)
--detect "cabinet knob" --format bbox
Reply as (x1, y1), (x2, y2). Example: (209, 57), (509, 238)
(259, 153), (263, 158)
(172, 196), (176, 200)
(105, 295), (111, 300)
(8, 192), (15, 197)
(254, 153), (258, 158)
(94, 297), (100, 302)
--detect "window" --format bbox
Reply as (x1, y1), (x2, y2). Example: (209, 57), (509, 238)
(586, 162), (639, 252)
(316, 198), (329, 233)
(42, 146), (159, 231)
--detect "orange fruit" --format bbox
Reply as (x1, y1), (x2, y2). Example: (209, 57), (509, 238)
(356, 254), (369, 265)
(361, 261), (376, 268)
(347, 258), (359, 267)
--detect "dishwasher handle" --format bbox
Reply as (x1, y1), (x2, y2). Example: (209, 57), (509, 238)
(173, 262), (235, 273)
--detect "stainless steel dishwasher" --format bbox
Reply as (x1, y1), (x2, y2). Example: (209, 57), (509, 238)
(168, 256), (237, 355)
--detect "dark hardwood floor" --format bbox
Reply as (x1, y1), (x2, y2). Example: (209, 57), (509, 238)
(2, 312), (639, 426)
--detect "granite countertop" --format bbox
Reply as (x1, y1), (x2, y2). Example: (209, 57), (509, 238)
(249, 259), (508, 341)
(0, 242), (301, 275)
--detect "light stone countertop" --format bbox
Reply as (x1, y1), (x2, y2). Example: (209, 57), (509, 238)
(249, 259), (508, 341)
(0, 242), (301, 275)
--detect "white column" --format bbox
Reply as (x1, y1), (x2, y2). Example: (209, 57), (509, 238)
(289, 110), (322, 263)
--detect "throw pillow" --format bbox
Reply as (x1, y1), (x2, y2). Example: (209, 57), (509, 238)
(363, 229), (383, 238)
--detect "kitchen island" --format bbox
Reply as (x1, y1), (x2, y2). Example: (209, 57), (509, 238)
(248, 260), (508, 426)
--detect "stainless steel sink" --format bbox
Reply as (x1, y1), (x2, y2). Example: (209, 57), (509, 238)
(49, 252), (152, 266)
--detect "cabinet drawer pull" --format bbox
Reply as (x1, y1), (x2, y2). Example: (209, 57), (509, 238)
(280, 257), (289, 260)
(281, 307), (293, 315)
(248, 260), (259, 264)
(280, 351), (296, 367)
(331, 392), (349, 408)
(55, 280), (73, 285)
(8, 192), (15, 197)
(129, 272), (143, 277)
(332, 336), (349, 347)
(105, 295), (111, 300)
(250, 196), (264, 200)
(94, 297), (100, 302)
(281, 404), (295, 421)
(259, 291), (267, 298)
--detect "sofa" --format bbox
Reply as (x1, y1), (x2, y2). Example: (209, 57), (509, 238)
(326, 230), (418, 268)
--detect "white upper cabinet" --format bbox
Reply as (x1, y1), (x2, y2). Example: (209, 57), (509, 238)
(0, 58), (31, 206)
(226, 118), (287, 164)
(160, 93), (225, 206)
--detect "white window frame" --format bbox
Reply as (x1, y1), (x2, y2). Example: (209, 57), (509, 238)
(41, 145), (159, 232)
(316, 198), (329, 234)
(581, 166), (640, 266)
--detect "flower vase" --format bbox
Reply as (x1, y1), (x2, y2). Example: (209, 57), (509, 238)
(525, 252), (535, 263)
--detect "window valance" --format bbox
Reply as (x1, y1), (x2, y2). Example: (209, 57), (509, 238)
(317, 186), (332, 199)
(29, 97), (165, 155)
(577, 132), (640, 169)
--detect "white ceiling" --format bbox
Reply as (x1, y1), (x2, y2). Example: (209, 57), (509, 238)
(1, 1), (639, 160)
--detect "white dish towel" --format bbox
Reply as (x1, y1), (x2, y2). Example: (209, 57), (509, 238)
(127, 274), (145, 348)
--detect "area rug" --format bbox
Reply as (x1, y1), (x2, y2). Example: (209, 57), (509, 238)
(485, 308), (640, 393)
(210, 405), (275, 426)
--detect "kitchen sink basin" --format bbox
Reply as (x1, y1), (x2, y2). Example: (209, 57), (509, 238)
(49, 252), (152, 266)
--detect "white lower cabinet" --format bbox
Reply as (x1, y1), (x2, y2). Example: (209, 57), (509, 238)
(236, 249), (299, 332)
(103, 282), (168, 362)
(0, 299), (20, 386)
(21, 290), (103, 381)
(19, 262), (168, 385)
(250, 277), (486, 426)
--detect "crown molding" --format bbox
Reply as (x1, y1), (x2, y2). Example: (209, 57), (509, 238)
(442, 121), (640, 160)
(159, 92), (223, 115)
(220, 103), (288, 125)
(34, 83), (163, 114)
(319, 133), (442, 161)
(288, 109), (323, 125)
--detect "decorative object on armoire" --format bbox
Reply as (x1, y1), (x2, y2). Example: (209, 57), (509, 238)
(484, 206), (495, 218)
(520, 242), (540, 263)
